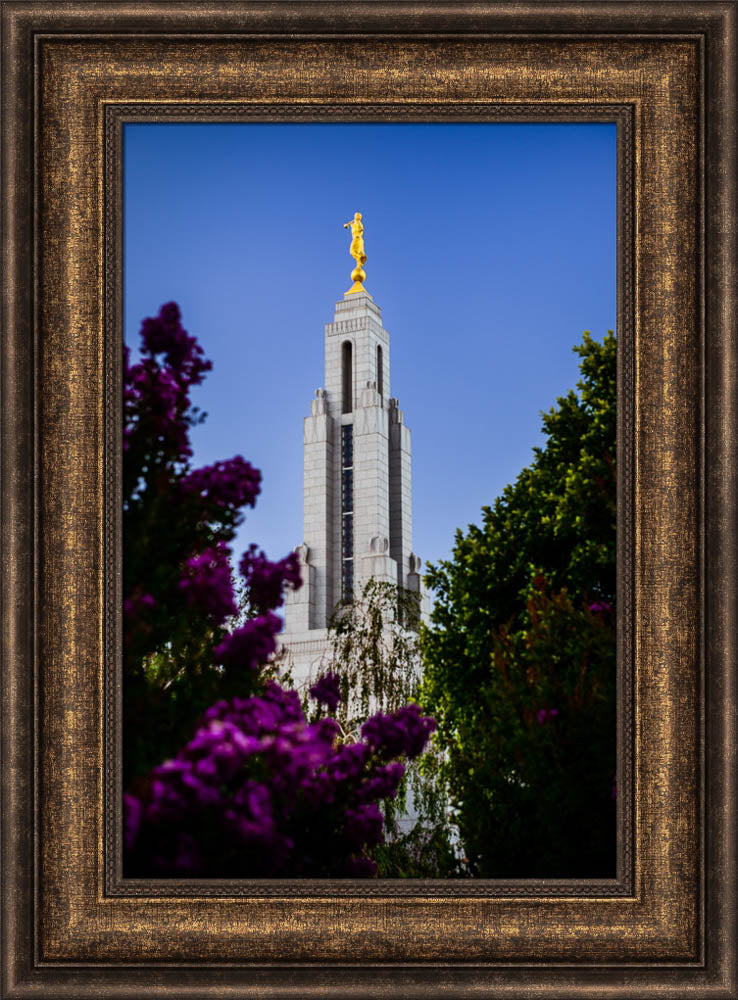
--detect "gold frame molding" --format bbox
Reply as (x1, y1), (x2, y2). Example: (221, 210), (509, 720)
(1, 2), (735, 997)
(104, 100), (635, 903)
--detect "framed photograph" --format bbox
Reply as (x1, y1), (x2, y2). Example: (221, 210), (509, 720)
(120, 119), (618, 884)
(2, 2), (735, 996)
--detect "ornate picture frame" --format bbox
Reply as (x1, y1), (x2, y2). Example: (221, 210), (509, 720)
(2, 3), (735, 996)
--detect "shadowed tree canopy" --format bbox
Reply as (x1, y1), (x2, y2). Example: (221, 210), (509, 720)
(420, 331), (617, 878)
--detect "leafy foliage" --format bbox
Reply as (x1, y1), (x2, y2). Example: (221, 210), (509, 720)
(123, 303), (435, 878)
(321, 579), (423, 732)
(123, 302), (288, 783)
(420, 332), (617, 877)
(124, 681), (435, 878)
(314, 579), (464, 878)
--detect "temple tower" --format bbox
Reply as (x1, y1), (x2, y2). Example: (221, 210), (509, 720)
(281, 276), (425, 687)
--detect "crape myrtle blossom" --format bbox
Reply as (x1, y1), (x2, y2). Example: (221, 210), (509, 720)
(178, 542), (238, 626)
(214, 612), (283, 673)
(122, 302), (303, 781)
(123, 590), (156, 620)
(361, 703), (437, 761)
(309, 671), (342, 714)
(123, 303), (274, 670)
(124, 681), (435, 878)
(123, 302), (212, 466)
(239, 544), (302, 614)
(122, 590), (156, 650)
(124, 358), (193, 460)
(140, 301), (212, 386)
(180, 457), (262, 517)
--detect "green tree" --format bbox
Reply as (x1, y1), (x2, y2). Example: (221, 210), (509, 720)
(421, 331), (617, 878)
(321, 579), (422, 735)
(302, 578), (463, 878)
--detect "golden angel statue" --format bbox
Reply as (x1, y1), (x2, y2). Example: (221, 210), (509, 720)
(343, 212), (367, 294)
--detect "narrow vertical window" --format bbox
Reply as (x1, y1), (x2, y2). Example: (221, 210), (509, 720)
(342, 341), (353, 414)
(376, 344), (383, 399)
(341, 424), (354, 601)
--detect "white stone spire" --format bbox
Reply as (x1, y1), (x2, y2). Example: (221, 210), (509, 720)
(281, 287), (424, 686)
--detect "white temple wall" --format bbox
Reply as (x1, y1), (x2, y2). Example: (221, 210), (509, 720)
(282, 287), (425, 690)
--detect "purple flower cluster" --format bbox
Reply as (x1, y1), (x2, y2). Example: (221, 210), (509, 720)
(124, 359), (192, 459)
(140, 301), (212, 388)
(123, 590), (156, 620)
(536, 707), (559, 725)
(180, 457), (261, 515)
(178, 542), (238, 626)
(124, 303), (212, 463)
(361, 703), (437, 761)
(309, 672), (342, 713)
(239, 544), (302, 613)
(355, 761), (406, 803)
(122, 590), (157, 651)
(124, 303), (301, 665)
(123, 683), (435, 878)
(588, 601), (613, 614)
(214, 612), (283, 672)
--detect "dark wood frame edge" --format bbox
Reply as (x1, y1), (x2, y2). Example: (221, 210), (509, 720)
(1, 2), (735, 997)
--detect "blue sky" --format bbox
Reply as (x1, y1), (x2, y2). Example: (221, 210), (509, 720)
(124, 122), (616, 584)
